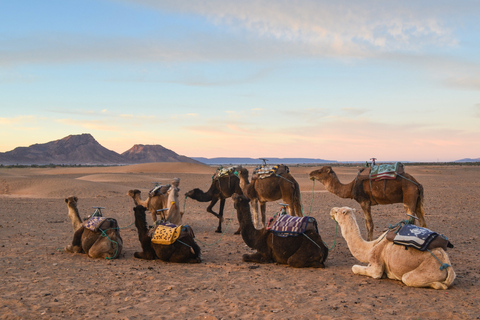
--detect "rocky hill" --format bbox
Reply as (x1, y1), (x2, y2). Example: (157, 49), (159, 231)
(0, 134), (200, 165)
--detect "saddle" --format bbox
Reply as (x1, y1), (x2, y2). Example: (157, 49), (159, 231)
(83, 216), (107, 231)
(212, 166), (238, 180)
(150, 221), (195, 245)
(149, 184), (171, 198)
(267, 214), (318, 237)
(386, 224), (453, 251)
(369, 162), (404, 181)
(252, 164), (289, 180)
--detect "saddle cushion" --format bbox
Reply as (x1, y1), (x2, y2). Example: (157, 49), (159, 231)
(83, 216), (107, 231)
(387, 224), (453, 251)
(253, 164), (289, 179)
(149, 184), (171, 197)
(268, 214), (318, 237)
(213, 166), (238, 180)
(151, 222), (195, 245)
(369, 162), (404, 181)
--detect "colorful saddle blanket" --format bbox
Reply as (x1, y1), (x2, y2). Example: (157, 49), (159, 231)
(149, 184), (171, 197)
(268, 214), (318, 237)
(253, 164), (289, 179)
(213, 166), (238, 180)
(151, 222), (195, 245)
(387, 224), (453, 251)
(83, 216), (107, 231)
(369, 162), (404, 181)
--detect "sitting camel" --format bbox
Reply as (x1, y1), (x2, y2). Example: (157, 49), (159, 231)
(127, 188), (168, 223)
(330, 207), (455, 289)
(232, 194), (328, 268)
(133, 205), (201, 263)
(309, 166), (426, 241)
(185, 167), (243, 233)
(237, 166), (303, 229)
(64, 196), (123, 259)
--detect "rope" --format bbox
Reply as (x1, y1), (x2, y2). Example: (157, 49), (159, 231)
(426, 249), (451, 271)
(98, 227), (120, 259)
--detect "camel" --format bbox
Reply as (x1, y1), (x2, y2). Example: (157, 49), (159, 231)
(309, 166), (426, 241)
(64, 196), (123, 259)
(237, 166), (303, 229)
(330, 207), (455, 289)
(185, 167), (243, 233)
(133, 205), (201, 263)
(232, 193), (328, 268)
(127, 187), (169, 223)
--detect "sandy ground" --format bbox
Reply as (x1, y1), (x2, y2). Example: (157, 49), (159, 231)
(0, 163), (479, 319)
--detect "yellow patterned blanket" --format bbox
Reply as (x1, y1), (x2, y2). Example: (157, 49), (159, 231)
(151, 223), (183, 245)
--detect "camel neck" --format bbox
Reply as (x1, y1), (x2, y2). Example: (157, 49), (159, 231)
(237, 203), (262, 249)
(68, 205), (83, 230)
(339, 215), (378, 263)
(324, 173), (354, 199)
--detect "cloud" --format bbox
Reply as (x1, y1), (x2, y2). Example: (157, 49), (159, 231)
(0, 115), (37, 125)
(55, 119), (122, 131)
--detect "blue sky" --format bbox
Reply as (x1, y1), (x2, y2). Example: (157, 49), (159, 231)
(1, 0), (479, 162)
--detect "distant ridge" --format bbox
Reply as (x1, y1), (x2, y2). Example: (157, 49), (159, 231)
(192, 157), (336, 165)
(0, 134), (200, 165)
(455, 158), (480, 162)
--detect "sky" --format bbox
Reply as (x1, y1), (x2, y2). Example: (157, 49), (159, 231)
(1, 0), (479, 162)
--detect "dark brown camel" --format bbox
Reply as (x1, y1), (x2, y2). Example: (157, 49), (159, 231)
(185, 168), (243, 234)
(133, 205), (201, 263)
(309, 166), (426, 241)
(65, 196), (123, 259)
(232, 194), (328, 268)
(127, 188), (168, 223)
(237, 166), (303, 228)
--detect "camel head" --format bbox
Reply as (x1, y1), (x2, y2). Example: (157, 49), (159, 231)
(237, 167), (249, 180)
(65, 196), (78, 207)
(185, 188), (201, 199)
(232, 193), (250, 209)
(127, 189), (141, 198)
(309, 166), (333, 182)
(330, 206), (356, 224)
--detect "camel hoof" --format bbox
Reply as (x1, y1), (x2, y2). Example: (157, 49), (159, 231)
(215, 229), (222, 233)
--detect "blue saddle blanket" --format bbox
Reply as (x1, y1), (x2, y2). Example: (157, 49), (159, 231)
(393, 224), (439, 251)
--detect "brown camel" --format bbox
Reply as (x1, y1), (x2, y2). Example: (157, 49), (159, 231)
(237, 166), (303, 228)
(133, 205), (201, 263)
(64, 196), (123, 259)
(185, 167), (243, 233)
(232, 194), (328, 268)
(309, 166), (426, 241)
(127, 188), (168, 223)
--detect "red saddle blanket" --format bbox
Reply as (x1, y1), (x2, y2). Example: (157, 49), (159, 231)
(267, 214), (318, 237)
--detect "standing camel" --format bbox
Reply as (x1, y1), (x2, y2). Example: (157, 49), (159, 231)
(237, 165), (303, 229)
(309, 166), (426, 241)
(185, 167), (243, 233)
(127, 186), (169, 223)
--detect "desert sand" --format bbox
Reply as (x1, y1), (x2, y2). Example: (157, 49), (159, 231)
(0, 163), (479, 319)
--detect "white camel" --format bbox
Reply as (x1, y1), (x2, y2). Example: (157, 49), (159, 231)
(330, 207), (455, 289)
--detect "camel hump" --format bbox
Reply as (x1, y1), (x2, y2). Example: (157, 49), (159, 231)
(213, 166), (238, 180)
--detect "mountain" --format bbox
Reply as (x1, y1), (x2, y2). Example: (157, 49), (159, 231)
(0, 134), (200, 165)
(192, 157), (335, 165)
(122, 144), (202, 164)
(455, 158), (480, 162)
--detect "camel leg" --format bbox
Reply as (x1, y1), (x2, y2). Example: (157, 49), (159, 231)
(66, 227), (85, 253)
(403, 201), (427, 228)
(251, 200), (261, 229)
(360, 202), (374, 241)
(216, 199), (225, 233)
(206, 198), (224, 233)
(151, 210), (157, 223)
(243, 251), (273, 264)
(260, 202), (266, 228)
(401, 250), (453, 289)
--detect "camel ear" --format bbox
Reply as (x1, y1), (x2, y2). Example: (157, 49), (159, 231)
(65, 198), (68, 203)
(325, 167), (331, 173)
(74, 196), (78, 202)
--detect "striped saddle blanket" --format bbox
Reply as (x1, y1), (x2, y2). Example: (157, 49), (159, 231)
(387, 224), (453, 251)
(267, 214), (318, 237)
(369, 162), (404, 181)
(83, 216), (107, 231)
(151, 222), (195, 245)
(253, 164), (289, 179)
